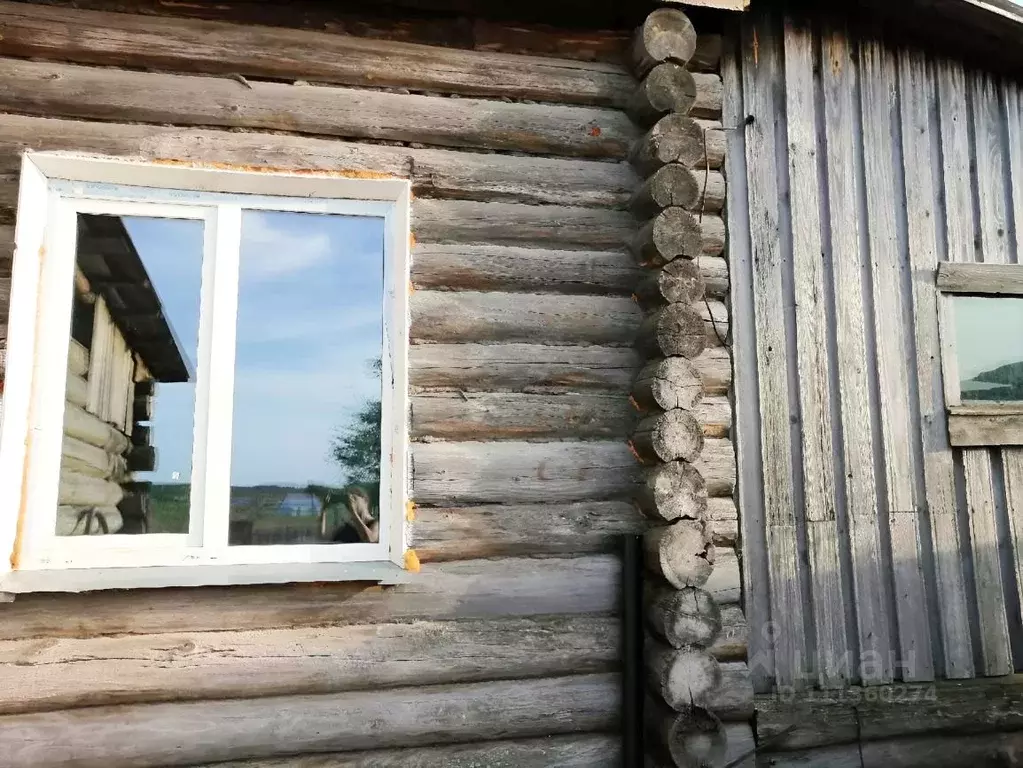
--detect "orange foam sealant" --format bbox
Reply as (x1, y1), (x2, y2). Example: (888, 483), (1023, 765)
(404, 549), (421, 573)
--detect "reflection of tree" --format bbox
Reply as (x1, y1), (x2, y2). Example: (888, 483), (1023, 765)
(330, 358), (382, 486)
(966, 361), (1023, 401)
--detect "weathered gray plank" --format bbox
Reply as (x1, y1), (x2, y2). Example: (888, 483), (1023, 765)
(898, 48), (974, 679)
(408, 343), (643, 393)
(412, 440), (639, 504)
(194, 735), (622, 768)
(742, 12), (807, 688)
(0, 616), (618, 715)
(935, 261), (1023, 294)
(0, 673), (619, 768)
(410, 291), (642, 346)
(0, 1), (636, 108)
(949, 409), (1023, 446)
(1006, 83), (1023, 261)
(0, 556), (620, 641)
(784, 18), (848, 689)
(411, 200), (635, 249)
(860, 39), (933, 682)
(0, 114), (636, 209)
(823, 24), (891, 684)
(940, 60), (1013, 677)
(0, 58), (637, 159)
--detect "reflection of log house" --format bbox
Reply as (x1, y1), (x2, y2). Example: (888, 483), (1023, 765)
(59, 215), (191, 536)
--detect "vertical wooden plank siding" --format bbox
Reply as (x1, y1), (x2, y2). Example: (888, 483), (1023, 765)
(939, 61), (1013, 676)
(783, 18), (849, 689)
(741, 12), (809, 688)
(821, 24), (893, 684)
(859, 40), (934, 682)
(897, 48), (975, 679)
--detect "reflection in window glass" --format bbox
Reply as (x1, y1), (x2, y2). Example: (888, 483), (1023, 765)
(955, 295), (1023, 403)
(58, 214), (203, 536)
(228, 211), (384, 546)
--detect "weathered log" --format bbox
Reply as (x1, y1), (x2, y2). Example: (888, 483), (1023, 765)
(411, 244), (641, 296)
(0, 114), (637, 210)
(65, 372), (89, 409)
(700, 255), (729, 300)
(632, 7), (698, 76)
(646, 585), (721, 649)
(63, 403), (131, 454)
(0, 673), (619, 768)
(644, 520), (714, 589)
(708, 497), (738, 547)
(0, 1), (637, 108)
(0, 616), (617, 716)
(631, 115), (726, 174)
(674, 723), (756, 768)
(631, 164), (726, 219)
(67, 340), (89, 378)
(704, 548), (741, 606)
(636, 259), (706, 307)
(411, 392), (635, 441)
(413, 441), (639, 504)
(647, 641), (722, 711)
(631, 208), (725, 266)
(409, 343), (641, 393)
(412, 199), (635, 249)
(132, 395), (153, 423)
(637, 303), (708, 359)
(54, 506), (124, 536)
(637, 460), (708, 522)
(0, 58), (638, 160)
(192, 734), (621, 768)
(714, 606), (749, 663)
(632, 409), (705, 463)
(694, 439), (735, 498)
(629, 62), (697, 125)
(61, 435), (127, 481)
(691, 73), (725, 119)
(633, 356), (703, 412)
(411, 291), (641, 346)
(131, 425), (151, 448)
(127, 445), (157, 472)
(702, 662), (755, 721)
(699, 397), (732, 440)
(412, 502), (644, 561)
(57, 471), (125, 508)
(693, 347), (732, 396)
(646, 693), (723, 768)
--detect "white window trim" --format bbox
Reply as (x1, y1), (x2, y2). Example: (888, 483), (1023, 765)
(937, 261), (1023, 447)
(0, 152), (412, 593)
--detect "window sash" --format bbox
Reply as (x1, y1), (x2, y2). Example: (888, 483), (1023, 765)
(1, 154), (410, 585)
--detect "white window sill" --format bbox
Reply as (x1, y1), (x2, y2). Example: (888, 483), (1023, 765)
(0, 560), (413, 595)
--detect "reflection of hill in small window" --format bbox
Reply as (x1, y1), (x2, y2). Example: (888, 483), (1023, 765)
(963, 361), (1023, 402)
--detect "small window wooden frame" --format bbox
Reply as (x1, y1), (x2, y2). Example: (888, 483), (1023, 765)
(0, 152), (412, 593)
(937, 261), (1023, 447)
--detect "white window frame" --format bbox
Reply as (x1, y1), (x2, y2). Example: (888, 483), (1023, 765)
(937, 261), (1023, 447)
(0, 152), (412, 593)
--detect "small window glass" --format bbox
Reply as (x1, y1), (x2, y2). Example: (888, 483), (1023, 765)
(954, 295), (1023, 403)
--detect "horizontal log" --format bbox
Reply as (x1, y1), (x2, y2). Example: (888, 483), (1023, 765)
(693, 438), (736, 497)
(633, 357), (704, 412)
(0, 616), (617, 715)
(411, 244), (641, 295)
(61, 435), (127, 481)
(63, 403), (130, 454)
(631, 208), (725, 266)
(0, 1), (637, 108)
(65, 372), (88, 408)
(57, 471), (124, 508)
(412, 199), (635, 249)
(0, 673), (619, 768)
(645, 693), (720, 768)
(629, 63), (697, 125)
(717, 605), (749, 662)
(0, 114), (637, 209)
(704, 662), (755, 721)
(701, 396), (732, 439)
(636, 259), (705, 306)
(0, 58), (638, 159)
(632, 408), (705, 463)
(630, 164), (726, 218)
(646, 585), (721, 649)
(54, 506), (123, 536)
(637, 460), (708, 522)
(413, 440), (638, 504)
(705, 547), (742, 606)
(632, 7), (697, 76)
(709, 497), (739, 547)
(409, 343), (642, 393)
(411, 392), (635, 440)
(644, 520), (713, 589)
(194, 734), (621, 768)
(67, 340), (89, 378)
(631, 115), (726, 174)
(647, 641), (721, 711)
(126, 444), (156, 472)
(0, 556), (621, 640)
(411, 291), (642, 345)
(411, 501), (644, 561)
(693, 347), (732, 396)
(701, 255), (729, 300)
(636, 299), (729, 357)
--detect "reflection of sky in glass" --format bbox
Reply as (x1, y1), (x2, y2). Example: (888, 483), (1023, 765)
(123, 216), (204, 485)
(955, 296), (1023, 401)
(230, 211), (384, 487)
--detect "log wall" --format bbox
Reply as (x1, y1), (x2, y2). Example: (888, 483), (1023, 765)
(729, 2), (1023, 704)
(0, 1), (739, 766)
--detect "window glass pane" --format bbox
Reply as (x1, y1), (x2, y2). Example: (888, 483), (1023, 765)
(58, 214), (203, 536)
(228, 211), (385, 546)
(955, 295), (1023, 402)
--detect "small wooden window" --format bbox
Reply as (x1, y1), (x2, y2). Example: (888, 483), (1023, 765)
(0, 153), (411, 594)
(938, 262), (1023, 447)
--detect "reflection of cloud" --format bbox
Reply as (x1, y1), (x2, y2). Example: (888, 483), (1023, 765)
(241, 213), (333, 279)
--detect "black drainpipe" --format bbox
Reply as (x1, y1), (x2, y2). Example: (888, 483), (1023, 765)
(622, 534), (644, 766)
